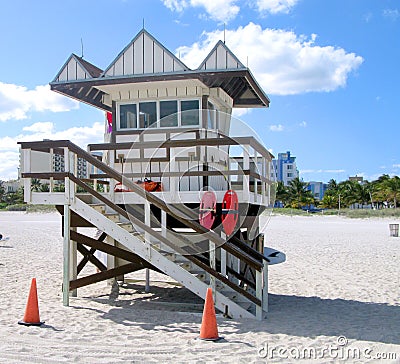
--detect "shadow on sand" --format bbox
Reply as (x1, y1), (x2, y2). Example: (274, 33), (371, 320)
(71, 282), (399, 345)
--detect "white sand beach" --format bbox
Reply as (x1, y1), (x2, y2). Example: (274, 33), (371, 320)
(0, 212), (399, 363)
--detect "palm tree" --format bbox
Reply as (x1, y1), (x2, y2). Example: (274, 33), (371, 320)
(275, 181), (289, 207)
(31, 178), (42, 192)
(287, 177), (314, 209)
(373, 174), (394, 208)
(320, 194), (337, 209)
(384, 176), (400, 208)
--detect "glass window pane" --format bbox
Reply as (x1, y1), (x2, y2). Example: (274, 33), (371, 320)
(139, 102), (157, 128)
(160, 100), (178, 127)
(181, 100), (199, 126)
(119, 104), (137, 129)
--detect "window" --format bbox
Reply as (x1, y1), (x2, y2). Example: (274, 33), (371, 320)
(287, 165), (293, 170)
(287, 173), (293, 178)
(120, 104), (137, 129)
(139, 102), (157, 128)
(118, 99), (200, 130)
(160, 100), (178, 127)
(181, 100), (200, 126)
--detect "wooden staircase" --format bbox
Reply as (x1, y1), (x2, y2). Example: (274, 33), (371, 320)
(19, 140), (270, 320)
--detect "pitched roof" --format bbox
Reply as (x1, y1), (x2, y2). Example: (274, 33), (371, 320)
(198, 41), (246, 71)
(52, 54), (103, 83)
(102, 29), (190, 77)
(50, 29), (270, 109)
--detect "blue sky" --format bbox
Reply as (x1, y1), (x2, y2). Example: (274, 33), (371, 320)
(0, 0), (399, 182)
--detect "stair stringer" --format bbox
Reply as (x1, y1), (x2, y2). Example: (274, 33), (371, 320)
(70, 198), (256, 319)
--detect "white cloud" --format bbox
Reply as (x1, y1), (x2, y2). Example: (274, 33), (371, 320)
(0, 151), (20, 181)
(232, 108), (250, 117)
(177, 22), (363, 95)
(269, 124), (284, 131)
(255, 0), (299, 14)
(161, 0), (240, 23)
(299, 121), (307, 127)
(383, 8), (400, 21)
(393, 164), (400, 169)
(363, 12), (373, 23)
(0, 83), (78, 122)
(23, 122), (55, 133)
(0, 121), (104, 180)
(163, 0), (187, 12)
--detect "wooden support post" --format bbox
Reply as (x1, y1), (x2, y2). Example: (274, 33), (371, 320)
(106, 236), (116, 286)
(63, 204), (71, 306)
(256, 268), (262, 320)
(70, 227), (77, 297)
(262, 260), (269, 313)
(145, 200), (151, 293)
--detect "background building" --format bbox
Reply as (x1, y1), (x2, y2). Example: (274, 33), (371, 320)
(271, 151), (299, 185)
(307, 181), (327, 201)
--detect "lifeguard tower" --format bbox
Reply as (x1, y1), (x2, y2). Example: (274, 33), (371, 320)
(19, 29), (284, 320)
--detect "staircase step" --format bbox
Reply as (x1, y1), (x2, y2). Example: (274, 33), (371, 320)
(89, 203), (106, 213)
(131, 231), (145, 242)
(118, 222), (134, 232)
(104, 212), (120, 223)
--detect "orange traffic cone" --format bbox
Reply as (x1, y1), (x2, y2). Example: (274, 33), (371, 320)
(18, 278), (44, 326)
(199, 288), (221, 341)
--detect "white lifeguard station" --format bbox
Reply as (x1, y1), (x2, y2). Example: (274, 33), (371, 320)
(19, 29), (283, 320)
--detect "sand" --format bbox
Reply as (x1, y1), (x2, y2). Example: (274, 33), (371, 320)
(0, 211), (399, 363)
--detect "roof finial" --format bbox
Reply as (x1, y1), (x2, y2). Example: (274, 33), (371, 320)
(143, 18), (145, 30)
(81, 38), (84, 58)
(223, 23), (226, 44)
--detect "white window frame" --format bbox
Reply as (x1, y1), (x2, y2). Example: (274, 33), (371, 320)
(117, 98), (202, 131)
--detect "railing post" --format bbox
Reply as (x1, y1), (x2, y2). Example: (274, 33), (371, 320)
(109, 149), (115, 202)
(23, 148), (32, 203)
(170, 148), (177, 202)
(63, 146), (72, 306)
(243, 144), (250, 202)
(64, 147), (71, 204)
